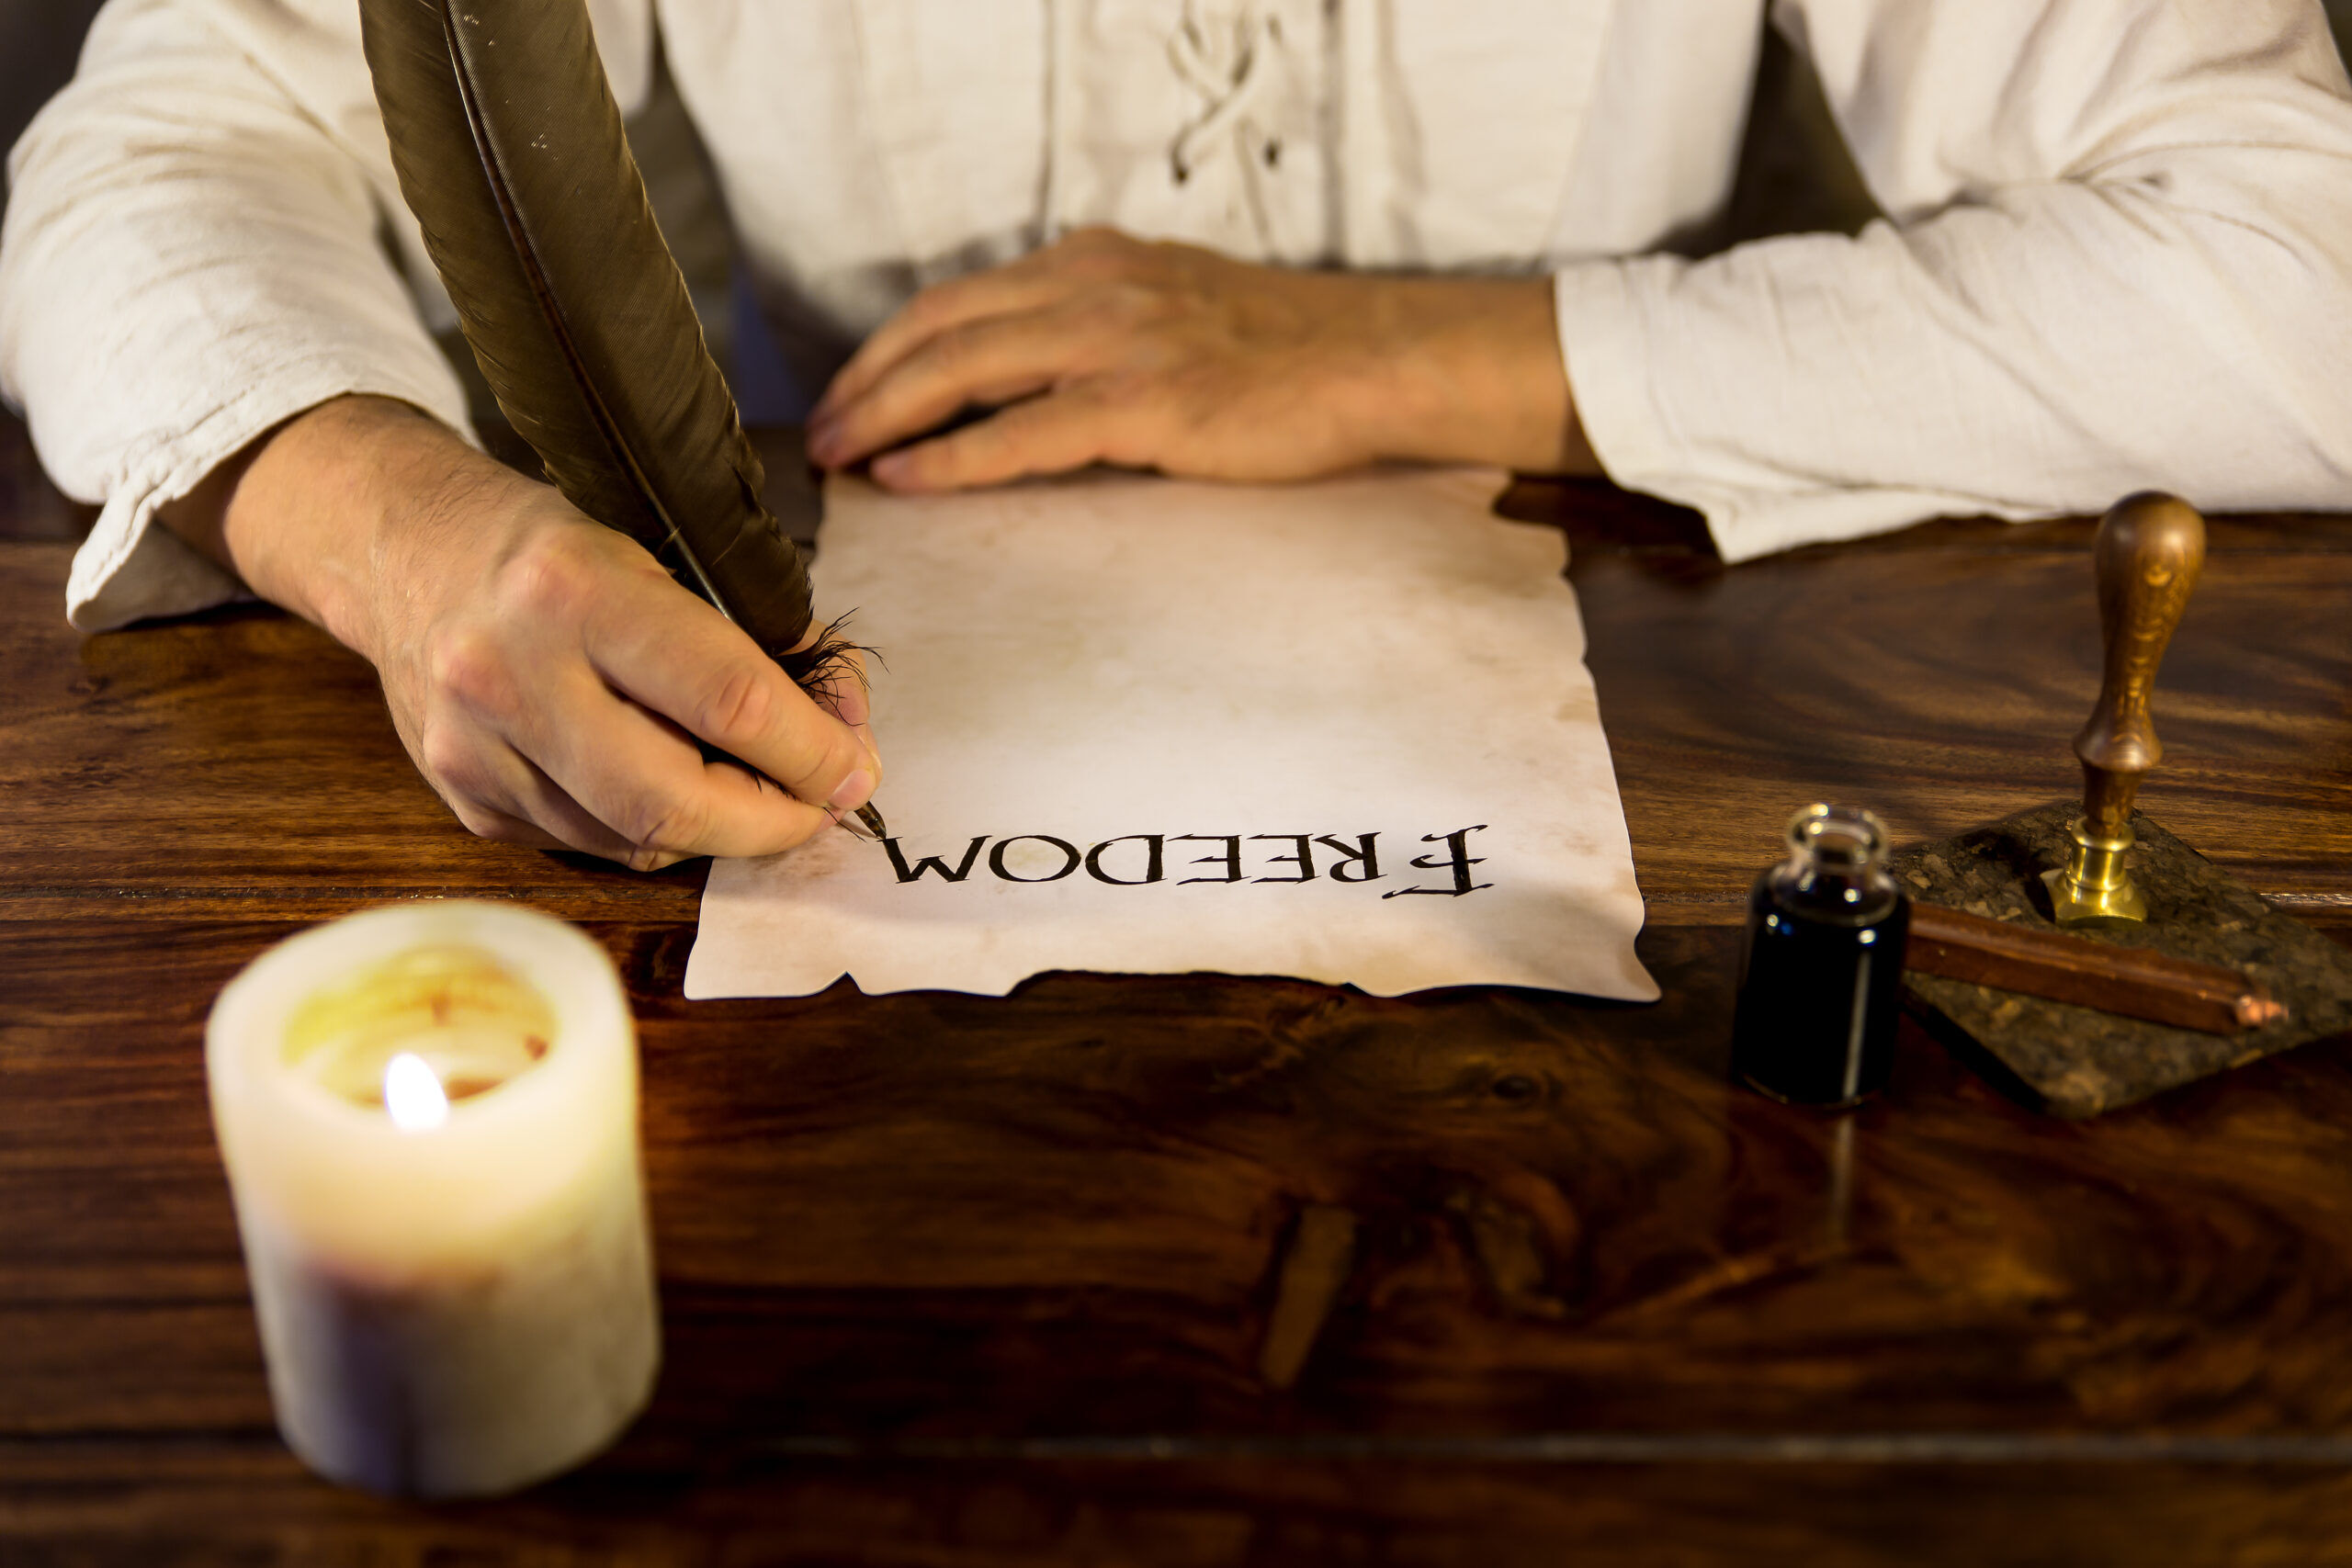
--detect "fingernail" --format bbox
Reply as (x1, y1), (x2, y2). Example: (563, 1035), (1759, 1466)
(827, 767), (876, 812)
(807, 420), (840, 466)
(871, 451), (910, 486)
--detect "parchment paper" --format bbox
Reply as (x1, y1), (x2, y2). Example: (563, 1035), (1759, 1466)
(686, 468), (1657, 1001)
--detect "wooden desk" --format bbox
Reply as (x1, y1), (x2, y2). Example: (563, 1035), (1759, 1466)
(6, 414), (2351, 1562)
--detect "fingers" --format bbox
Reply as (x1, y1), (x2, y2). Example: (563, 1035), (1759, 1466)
(814, 263), (1070, 426)
(808, 304), (1089, 470)
(428, 649), (849, 868)
(401, 513), (881, 870)
(809, 229), (1155, 467)
(527, 677), (843, 864)
(576, 567), (878, 813)
(433, 756), (691, 872)
(417, 700), (653, 865)
(869, 382), (1135, 492)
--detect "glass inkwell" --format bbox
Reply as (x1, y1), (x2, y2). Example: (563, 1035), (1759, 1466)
(1731, 804), (1911, 1107)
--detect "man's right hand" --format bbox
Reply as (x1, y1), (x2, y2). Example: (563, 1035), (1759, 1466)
(161, 396), (879, 870)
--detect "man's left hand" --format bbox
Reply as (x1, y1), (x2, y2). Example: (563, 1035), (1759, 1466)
(807, 227), (1595, 491)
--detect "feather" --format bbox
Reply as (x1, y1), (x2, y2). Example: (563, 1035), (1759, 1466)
(358, 0), (880, 834)
(356, 0), (853, 689)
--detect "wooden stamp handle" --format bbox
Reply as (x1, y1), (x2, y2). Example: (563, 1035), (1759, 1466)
(2075, 492), (2205, 835)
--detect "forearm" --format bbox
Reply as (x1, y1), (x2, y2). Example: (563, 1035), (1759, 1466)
(1558, 155), (2352, 563)
(157, 396), (499, 667)
(1345, 273), (1598, 476)
(1586, 0), (2352, 559)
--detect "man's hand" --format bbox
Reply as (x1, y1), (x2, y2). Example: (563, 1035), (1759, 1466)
(807, 226), (1598, 491)
(162, 396), (878, 870)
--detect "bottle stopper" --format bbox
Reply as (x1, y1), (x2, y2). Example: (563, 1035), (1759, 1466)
(2042, 492), (2206, 925)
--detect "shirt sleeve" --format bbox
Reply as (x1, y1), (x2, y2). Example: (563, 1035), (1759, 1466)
(1554, 0), (2352, 561)
(0, 0), (484, 631)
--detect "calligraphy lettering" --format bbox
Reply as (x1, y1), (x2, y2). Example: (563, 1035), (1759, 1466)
(1250, 834), (1316, 883)
(882, 835), (989, 884)
(1173, 834), (1244, 885)
(1085, 834), (1167, 885)
(989, 835), (1082, 883)
(1380, 825), (1493, 898)
(876, 829), (1475, 896)
(1316, 833), (1381, 884)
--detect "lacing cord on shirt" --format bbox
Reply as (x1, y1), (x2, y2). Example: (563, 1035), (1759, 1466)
(1166, 0), (1273, 186)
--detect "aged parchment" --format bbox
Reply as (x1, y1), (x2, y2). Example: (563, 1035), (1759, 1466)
(686, 468), (1657, 1001)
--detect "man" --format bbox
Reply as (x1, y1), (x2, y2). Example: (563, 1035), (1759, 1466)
(5, 0), (2350, 870)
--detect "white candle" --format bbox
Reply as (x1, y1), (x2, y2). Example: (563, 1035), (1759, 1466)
(206, 901), (659, 1498)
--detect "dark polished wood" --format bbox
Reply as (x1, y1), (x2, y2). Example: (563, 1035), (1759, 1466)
(6, 411), (2352, 1562)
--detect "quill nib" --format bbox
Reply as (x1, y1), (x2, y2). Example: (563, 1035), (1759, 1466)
(842, 801), (889, 841)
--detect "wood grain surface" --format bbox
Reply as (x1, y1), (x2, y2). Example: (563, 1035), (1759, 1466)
(6, 412), (2352, 1563)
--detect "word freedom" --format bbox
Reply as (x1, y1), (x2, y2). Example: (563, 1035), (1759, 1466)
(878, 828), (1494, 899)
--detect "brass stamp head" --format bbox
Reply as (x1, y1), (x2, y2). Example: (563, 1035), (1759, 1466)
(2042, 816), (2148, 925)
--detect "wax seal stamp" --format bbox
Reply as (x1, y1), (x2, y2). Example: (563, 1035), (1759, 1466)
(2042, 491), (2206, 925)
(1886, 488), (2352, 1116)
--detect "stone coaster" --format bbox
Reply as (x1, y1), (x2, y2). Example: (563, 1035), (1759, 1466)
(1890, 801), (2352, 1118)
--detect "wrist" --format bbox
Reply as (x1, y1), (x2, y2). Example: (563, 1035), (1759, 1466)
(1347, 275), (1595, 474)
(171, 395), (503, 665)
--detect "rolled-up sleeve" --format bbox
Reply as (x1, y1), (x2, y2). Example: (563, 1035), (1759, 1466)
(0, 0), (473, 631)
(1555, 0), (2352, 560)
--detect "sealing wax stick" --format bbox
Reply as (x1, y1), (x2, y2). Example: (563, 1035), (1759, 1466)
(205, 902), (659, 1498)
(1906, 901), (2283, 1034)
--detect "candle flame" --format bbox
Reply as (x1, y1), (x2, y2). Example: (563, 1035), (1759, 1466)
(383, 1052), (450, 1132)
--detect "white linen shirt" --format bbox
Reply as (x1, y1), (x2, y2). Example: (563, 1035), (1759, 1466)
(6, 0), (2352, 631)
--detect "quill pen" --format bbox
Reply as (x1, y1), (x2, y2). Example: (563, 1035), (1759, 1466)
(356, 0), (883, 838)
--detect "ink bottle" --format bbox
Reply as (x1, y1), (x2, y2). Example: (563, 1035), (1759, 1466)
(1730, 804), (1910, 1107)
